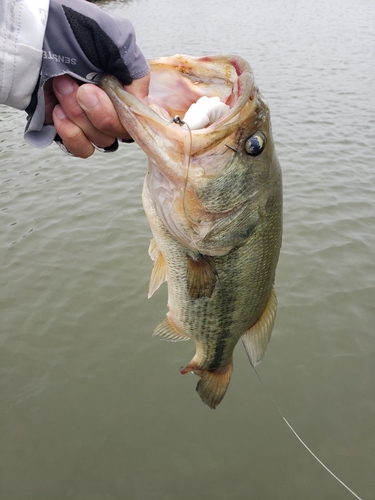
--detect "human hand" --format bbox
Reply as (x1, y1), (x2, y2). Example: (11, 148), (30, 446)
(46, 73), (150, 158)
(25, 0), (150, 155)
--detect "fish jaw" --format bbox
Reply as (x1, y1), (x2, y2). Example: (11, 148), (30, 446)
(99, 54), (256, 181)
(100, 55), (277, 256)
(99, 74), (189, 186)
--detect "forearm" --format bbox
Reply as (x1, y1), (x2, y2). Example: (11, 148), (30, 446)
(0, 0), (49, 110)
(25, 0), (150, 147)
(0, 0), (150, 155)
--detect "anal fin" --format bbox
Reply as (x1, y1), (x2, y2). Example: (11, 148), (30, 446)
(153, 316), (190, 342)
(241, 285), (277, 367)
(186, 254), (217, 300)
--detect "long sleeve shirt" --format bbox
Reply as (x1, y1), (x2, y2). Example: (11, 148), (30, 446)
(0, 0), (149, 147)
(0, 0), (49, 110)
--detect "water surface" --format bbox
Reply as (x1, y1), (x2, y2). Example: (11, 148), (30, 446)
(1, 0), (375, 498)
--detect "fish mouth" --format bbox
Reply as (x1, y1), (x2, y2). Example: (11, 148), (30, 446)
(99, 55), (261, 254)
(99, 54), (257, 159)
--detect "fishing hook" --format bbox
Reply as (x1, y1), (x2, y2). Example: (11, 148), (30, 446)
(172, 115), (186, 126)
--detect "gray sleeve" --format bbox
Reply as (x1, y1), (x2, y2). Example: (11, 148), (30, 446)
(24, 0), (149, 148)
(50, 0), (150, 81)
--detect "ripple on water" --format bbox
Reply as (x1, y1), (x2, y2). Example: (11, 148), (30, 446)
(1, 1), (375, 497)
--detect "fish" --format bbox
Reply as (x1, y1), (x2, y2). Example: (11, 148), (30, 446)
(99, 54), (282, 409)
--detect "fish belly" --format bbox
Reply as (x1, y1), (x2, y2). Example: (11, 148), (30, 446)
(143, 173), (282, 408)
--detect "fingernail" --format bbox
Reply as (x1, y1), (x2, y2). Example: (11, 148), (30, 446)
(77, 87), (99, 110)
(54, 75), (74, 96)
(54, 105), (66, 120)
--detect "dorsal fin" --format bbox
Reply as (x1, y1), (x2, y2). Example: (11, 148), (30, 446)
(186, 254), (217, 300)
(241, 286), (277, 367)
(153, 317), (190, 342)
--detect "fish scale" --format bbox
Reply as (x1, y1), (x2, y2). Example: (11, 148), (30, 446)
(100, 54), (282, 409)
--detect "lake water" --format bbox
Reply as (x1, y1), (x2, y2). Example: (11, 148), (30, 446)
(1, 0), (375, 498)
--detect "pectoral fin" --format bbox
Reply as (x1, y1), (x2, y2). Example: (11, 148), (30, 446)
(241, 286), (277, 367)
(153, 316), (190, 342)
(186, 254), (217, 300)
(148, 239), (167, 298)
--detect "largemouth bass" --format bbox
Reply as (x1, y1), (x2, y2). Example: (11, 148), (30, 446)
(100, 55), (282, 409)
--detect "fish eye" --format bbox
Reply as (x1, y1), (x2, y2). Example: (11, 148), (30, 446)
(244, 131), (266, 156)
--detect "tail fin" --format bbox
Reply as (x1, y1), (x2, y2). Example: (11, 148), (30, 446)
(181, 361), (233, 409)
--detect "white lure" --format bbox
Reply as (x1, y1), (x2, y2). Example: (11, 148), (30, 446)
(182, 96), (230, 130)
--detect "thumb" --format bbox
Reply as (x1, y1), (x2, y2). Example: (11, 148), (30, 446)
(76, 84), (132, 140)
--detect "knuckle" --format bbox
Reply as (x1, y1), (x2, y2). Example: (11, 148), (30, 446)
(69, 102), (88, 121)
(95, 113), (118, 132)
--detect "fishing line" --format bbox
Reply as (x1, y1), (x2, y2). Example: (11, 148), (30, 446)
(173, 113), (362, 499)
(172, 116), (222, 287)
(251, 365), (364, 500)
(172, 116), (362, 500)
(172, 115), (199, 241)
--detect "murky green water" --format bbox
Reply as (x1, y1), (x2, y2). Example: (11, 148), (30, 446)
(1, 0), (375, 498)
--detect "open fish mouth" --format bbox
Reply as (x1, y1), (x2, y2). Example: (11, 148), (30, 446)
(99, 54), (257, 158)
(99, 54), (264, 255)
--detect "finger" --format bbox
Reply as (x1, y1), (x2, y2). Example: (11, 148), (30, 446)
(53, 104), (95, 158)
(53, 76), (117, 148)
(76, 84), (133, 141)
